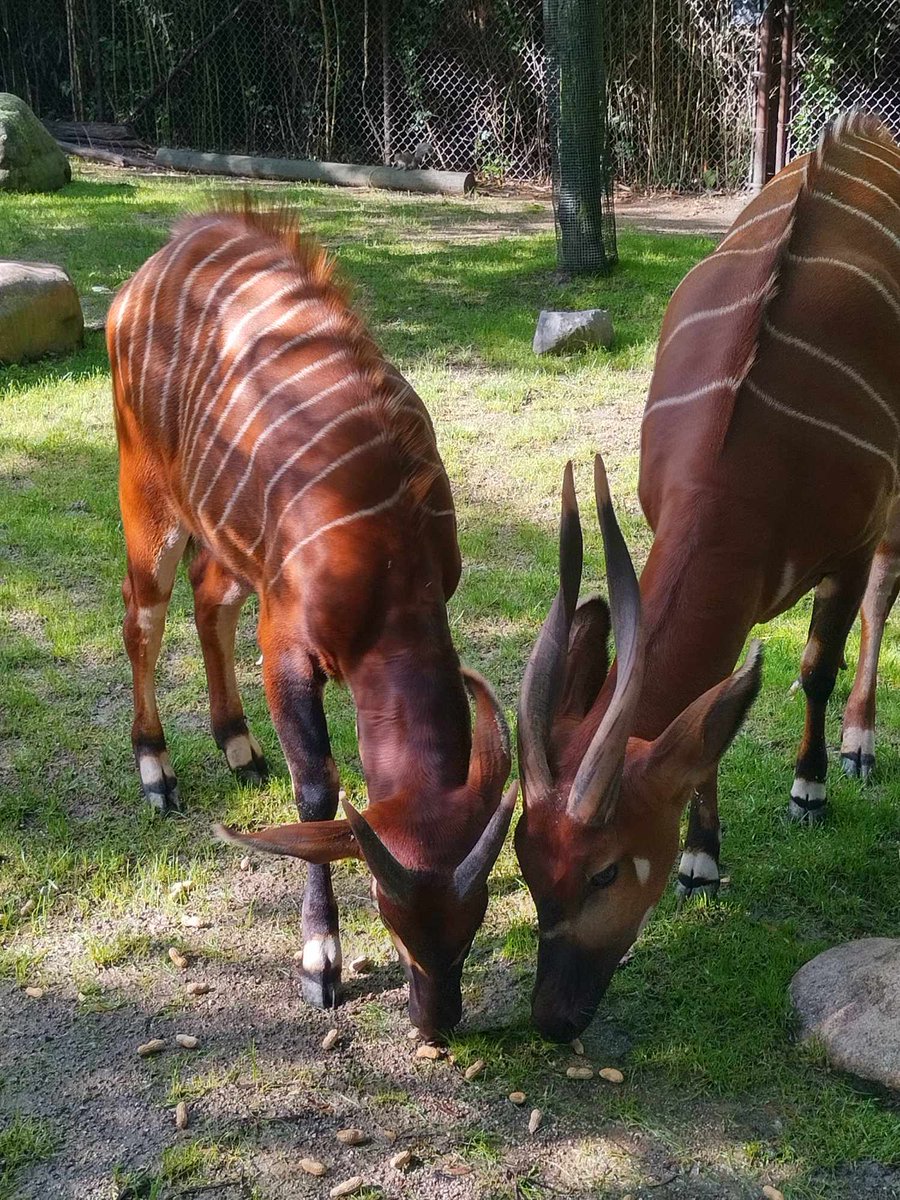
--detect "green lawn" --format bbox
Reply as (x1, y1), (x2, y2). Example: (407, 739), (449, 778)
(1, 167), (898, 1200)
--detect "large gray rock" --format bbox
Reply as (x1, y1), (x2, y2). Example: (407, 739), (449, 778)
(533, 308), (614, 355)
(791, 938), (900, 1090)
(0, 93), (71, 192)
(0, 261), (84, 363)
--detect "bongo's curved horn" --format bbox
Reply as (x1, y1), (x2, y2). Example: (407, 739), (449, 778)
(566, 454), (644, 825)
(341, 797), (418, 902)
(517, 461), (583, 798)
(453, 781), (519, 901)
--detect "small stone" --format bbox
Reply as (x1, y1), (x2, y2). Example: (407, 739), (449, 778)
(508, 1091), (527, 1105)
(407, 1028), (419, 1041)
(321, 1027), (340, 1051)
(329, 1176), (364, 1198)
(175, 1101), (188, 1130)
(239, 856), (252, 872)
(300, 1158), (328, 1177)
(379, 1129), (397, 1144)
(762, 1189), (785, 1200)
(19, 898), (36, 917)
(790, 937), (900, 1090)
(175, 1034), (199, 1049)
(336, 1128), (369, 1146)
(137, 1038), (167, 1057)
(415, 1043), (445, 1060)
(566, 1065), (594, 1080)
(464, 1058), (485, 1080)
(599, 1066), (624, 1084)
(169, 880), (192, 898)
(168, 947), (189, 969)
(528, 1108), (542, 1134)
(180, 915), (209, 929)
(533, 308), (614, 356)
(24, 986), (44, 998)
(443, 1164), (472, 1177)
(185, 981), (211, 997)
(349, 955), (372, 973)
(390, 1149), (412, 1170)
(571, 1037), (585, 1056)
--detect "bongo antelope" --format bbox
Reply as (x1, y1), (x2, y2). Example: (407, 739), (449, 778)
(515, 112), (900, 1041)
(108, 203), (515, 1036)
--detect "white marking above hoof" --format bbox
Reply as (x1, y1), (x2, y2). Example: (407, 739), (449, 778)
(677, 849), (719, 884)
(225, 735), (255, 769)
(790, 777), (826, 802)
(301, 934), (342, 975)
(840, 725), (875, 758)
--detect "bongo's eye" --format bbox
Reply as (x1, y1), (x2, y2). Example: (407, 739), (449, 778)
(589, 862), (619, 889)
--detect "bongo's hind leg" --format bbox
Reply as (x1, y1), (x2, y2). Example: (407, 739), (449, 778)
(121, 473), (188, 814)
(188, 548), (267, 785)
(841, 506), (900, 781)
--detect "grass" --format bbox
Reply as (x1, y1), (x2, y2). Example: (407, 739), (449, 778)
(0, 1115), (56, 1200)
(1, 165), (899, 1198)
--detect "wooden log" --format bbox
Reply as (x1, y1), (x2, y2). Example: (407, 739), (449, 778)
(155, 147), (475, 195)
(58, 141), (152, 169)
(44, 119), (140, 145)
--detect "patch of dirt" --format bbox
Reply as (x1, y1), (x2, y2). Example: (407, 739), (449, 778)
(0, 846), (783, 1200)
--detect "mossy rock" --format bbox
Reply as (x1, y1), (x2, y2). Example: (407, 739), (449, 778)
(0, 93), (71, 192)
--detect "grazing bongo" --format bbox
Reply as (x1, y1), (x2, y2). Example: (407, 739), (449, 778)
(108, 203), (515, 1036)
(515, 112), (900, 1041)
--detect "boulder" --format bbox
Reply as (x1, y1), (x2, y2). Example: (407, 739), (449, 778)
(533, 308), (614, 355)
(0, 261), (84, 363)
(0, 93), (71, 192)
(790, 938), (900, 1090)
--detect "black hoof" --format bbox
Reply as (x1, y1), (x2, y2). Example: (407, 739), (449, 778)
(234, 752), (269, 787)
(841, 751), (875, 781)
(143, 781), (184, 816)
(300, 967), (341, 1009)
(788, 796), (827, 825)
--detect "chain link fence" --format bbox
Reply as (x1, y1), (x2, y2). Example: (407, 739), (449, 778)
(1, 0), (899, 191)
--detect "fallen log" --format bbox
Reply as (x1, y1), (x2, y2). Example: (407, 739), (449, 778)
(58, 141), (153, 169)
(155, 147), (476, 195)
(44, 119), (141, 146)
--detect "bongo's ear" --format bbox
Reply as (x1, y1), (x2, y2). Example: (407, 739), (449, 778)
(214, 819), (360, 864)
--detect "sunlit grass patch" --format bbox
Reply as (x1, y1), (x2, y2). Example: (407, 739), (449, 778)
(0, 1114), (57, 1199)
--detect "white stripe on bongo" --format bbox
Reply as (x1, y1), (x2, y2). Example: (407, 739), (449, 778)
(137, 225), (212, 419)
(112, 278), (137, 396)
(744, 377), (898, 486)
(245, 396), (371, 554)
(763, 320), (900, 438)
(270, 480), (407, 584)
(186, 295), (319, 501)
(185, 290), (318, 474)
(854, 133), (900, 170)
(422, 505), (455, 518)
(717, 198), (797, 250)
(811, 191), (900, 255)
(264, 433), (389, 560)
(785, 252), (900, 324)
(844, 140), (900, 184)
(676, 233), (792, 293)
(644, 377), (741, 416)
(660, 285), (770, 355)
(179, 253), (288, 444)
(821, 163), (900, 218)
(201, 348), (350, 519)
(158, 234), (248, 428)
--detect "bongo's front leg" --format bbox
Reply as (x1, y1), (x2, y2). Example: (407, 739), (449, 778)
(258, 611), (342, 1007)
